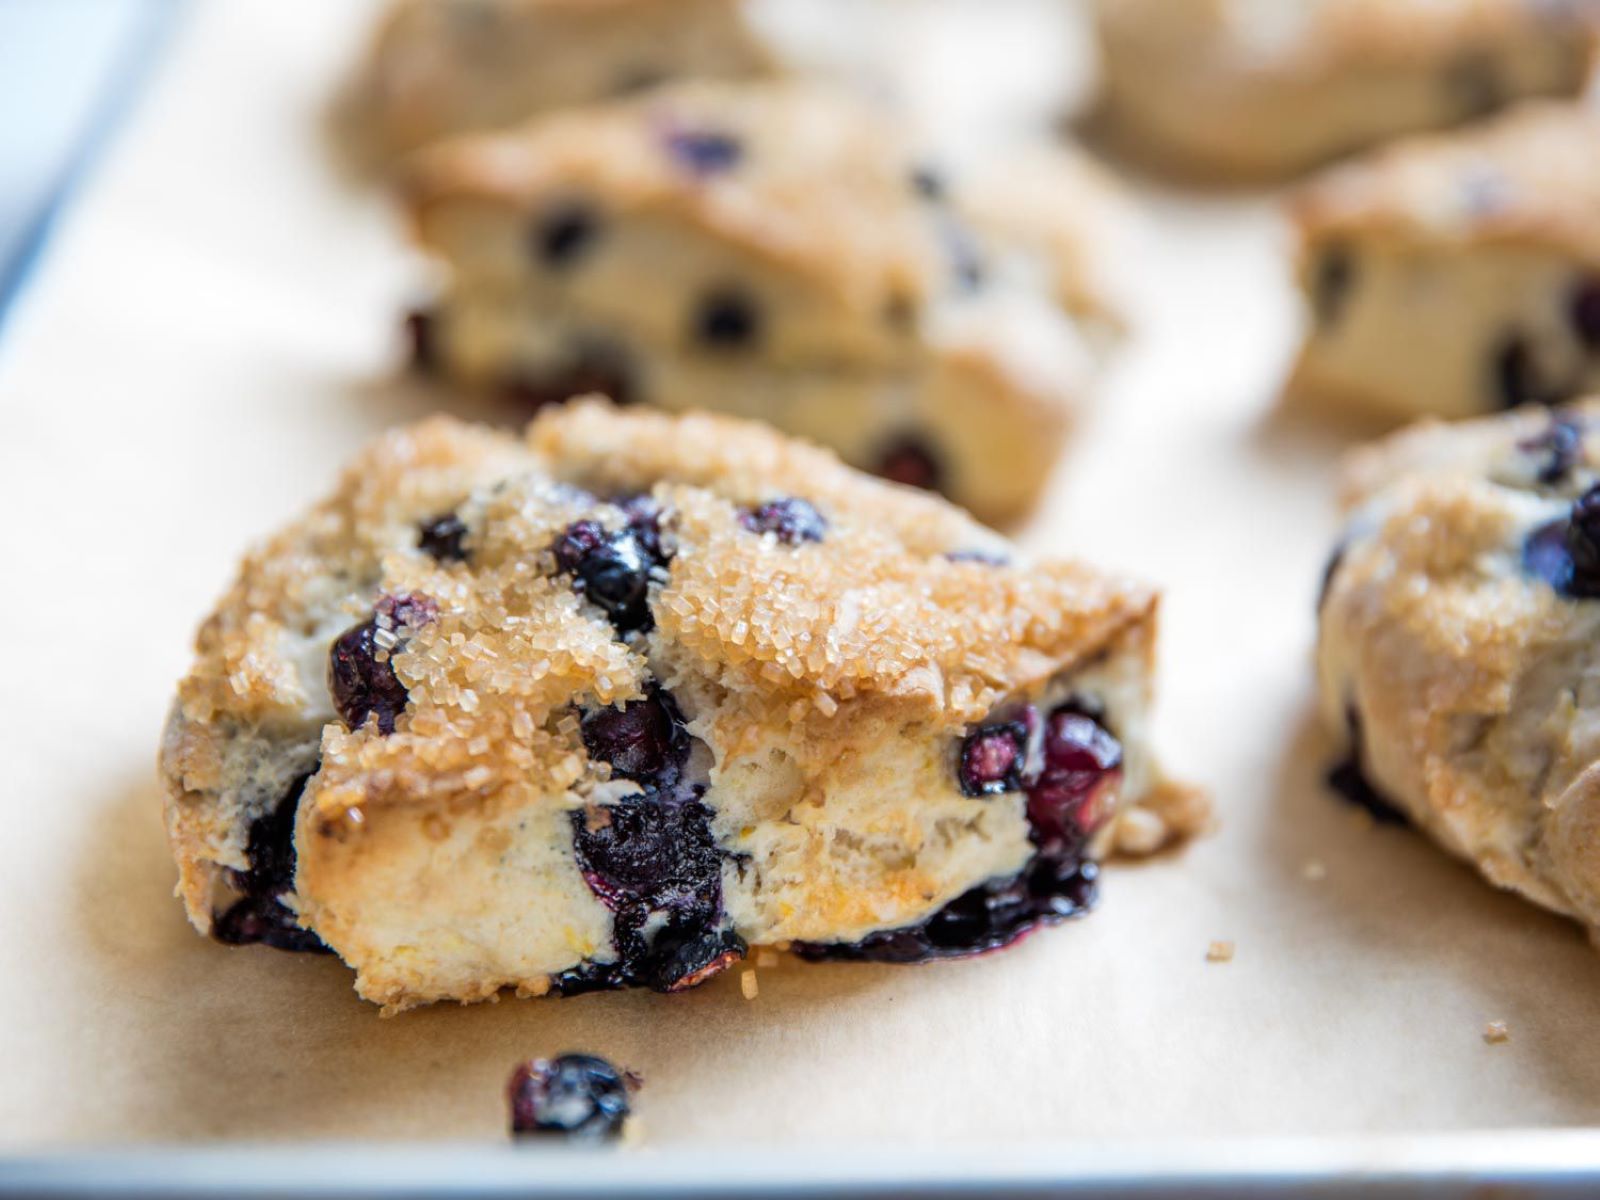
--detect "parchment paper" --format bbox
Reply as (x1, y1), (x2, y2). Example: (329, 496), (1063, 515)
(4, 0), (1600, 1150)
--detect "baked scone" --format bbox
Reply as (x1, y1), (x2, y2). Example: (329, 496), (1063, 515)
(1318, 398), (1600, 943)
(349, 0), (773, 163)
(1289, 103), (1600, 423)
(1092, 0), (1597, 180)
(160, 402), (1204, 1013)
(401, 81), (1128, 526)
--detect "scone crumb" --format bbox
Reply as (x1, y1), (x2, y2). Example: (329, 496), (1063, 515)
(1302, 859), (1327, 882)
(1206, 940), (1235, 963)
(1483, 1020), (1511, 1045)
(755, 949), (779, 969)
(740, 970), (759, 1000)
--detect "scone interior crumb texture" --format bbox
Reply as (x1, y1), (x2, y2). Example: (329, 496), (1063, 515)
(1093, 0), (1599, 179)
(402, 79), (1127, 526)
(1290, 103), (1600, 422)
(1318, 398), (1600, 942)
(161, 402), (1204, 1012)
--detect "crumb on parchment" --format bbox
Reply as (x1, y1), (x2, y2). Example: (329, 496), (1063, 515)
(1206, 940), (1235, 963)
(1483, 1020), (1511, 1045)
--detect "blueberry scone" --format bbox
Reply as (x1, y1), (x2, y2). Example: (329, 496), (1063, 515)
(1289, 103), (1600, 423)
(402, 81), (1128, 526)
(1092, 0), (1597, 180)
(1318, 398), (1600, 941)
(160, 402), (1204, 1012)
(350, 0), (773, 163)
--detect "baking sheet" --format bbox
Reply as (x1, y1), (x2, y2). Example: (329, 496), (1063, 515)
(4, 0), (1600, 1154)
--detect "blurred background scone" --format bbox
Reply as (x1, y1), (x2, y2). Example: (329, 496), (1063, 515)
(160, 402), (1203, 1013)
(1289, 103), (1600, 424)
(349, 0), (775, 164)
(1318, 400), (1600, 945)
(1092, 0), (1598, 180)
(402, 80), (1129, 525)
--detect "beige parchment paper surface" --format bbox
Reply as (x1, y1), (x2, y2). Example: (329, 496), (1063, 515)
(3, 0), (1600, 1149)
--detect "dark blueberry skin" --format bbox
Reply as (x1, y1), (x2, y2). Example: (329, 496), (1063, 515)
(1317, 542), (1347, 613)
(1569, 278), (1600, 350)
(405, 308), (439, 376)
(1311, 244), (1355, 328)
(417, 513), (469, 563)
(1325, 707), (1409, 827)
(212, 770), (333, 954)
(508, 1054), (634, 1139)
(738, 497), (827, 545)
(1523, 484), (1600, 599)
(663, 129), (742, 175)
(945, 548), (1011, 566)
(1519, 418), (1585, 487)
(551, 506), (669, 633)
(532, 205), (598, 269)
(582, 688), (690, 787)
(1495, 336), (1554, 410)
(569, 686), (743, 992)
(328, 594), (437, 735)
(941, 218), (986, 292)
(797, 701), (1121, 964)
(693, 289), (762, 349)
(874, 436), (943, 493)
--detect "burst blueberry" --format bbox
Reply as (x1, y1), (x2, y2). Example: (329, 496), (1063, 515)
(417, 512), (468, 563)
(581, 688), (689, 786)
(957, 721), (1026, 796)
(550, 515), (666, 633)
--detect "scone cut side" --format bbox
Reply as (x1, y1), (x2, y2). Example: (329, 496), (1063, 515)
(400, 80), (1130, 524)
(161, 402), (1204, 1012)
(1289, 103), (1600, 423)
(1317, 398), (1600, 940)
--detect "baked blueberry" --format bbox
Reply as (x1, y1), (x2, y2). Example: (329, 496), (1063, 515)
(328, 594), (437, 735)
(550, 515), (666, 633)
(508, 1054), (635, 1140)
(1311, 244), (1355, 328)
(1569, 279), (1600, 350)
(405, 308), (439, 376)
(533, 205), (598, 269)
(581, 688), (689, 786)
(874, 437), (942, 493)
(693, 289), (761, 349)
(212, 771), (333, 954)
(957, 720), (1027, 797)
(737, 497), (826, 545)
(1519, 417), (1584, 486)
(663, 128), (741, 174)
(1495, 336), (1548, 410)
(417, 513), (469, 563)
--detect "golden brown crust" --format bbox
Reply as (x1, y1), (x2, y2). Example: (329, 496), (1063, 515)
(1291, 103), (1600, 270)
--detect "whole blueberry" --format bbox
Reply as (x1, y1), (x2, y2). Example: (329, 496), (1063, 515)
(532, 205), (598, 269)
(1566, 484), (1600, 595)
(693, 290), (761, 349)
(1569, 278), (1600, 349)
(663, 128), (742, 175)
(417, 512), (468, 563)
(551, 519), (663, 633)
(328, 595), (436, 735)
(1312, 244), (1355, 327)
(508, 1054), (634, 1140)
(581, 688), (689, 785)
(874, 436), (943, 493)
(738, 497), (827, 545)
